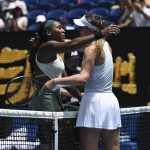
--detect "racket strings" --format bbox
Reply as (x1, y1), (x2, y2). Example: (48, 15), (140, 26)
(5, 77), (37, 105)
(5, 76), (68, 109)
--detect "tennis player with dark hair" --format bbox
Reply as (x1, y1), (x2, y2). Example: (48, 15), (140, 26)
(28, 19), (120, 149)
(42, 14), (121, 150)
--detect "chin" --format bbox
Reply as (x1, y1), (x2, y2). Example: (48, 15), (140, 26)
(57, 38), (65, 42)
(61, 38), (65, 42)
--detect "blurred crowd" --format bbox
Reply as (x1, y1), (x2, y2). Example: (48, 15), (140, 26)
(118, 0), (150, 27)
(0, 0), (150, 32)
(0, 0), (28, 32)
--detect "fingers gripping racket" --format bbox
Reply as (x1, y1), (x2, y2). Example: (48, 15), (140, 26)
(5, 76), (43, 107)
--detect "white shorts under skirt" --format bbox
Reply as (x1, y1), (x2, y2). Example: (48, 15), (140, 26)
(76, 92), (122, 129)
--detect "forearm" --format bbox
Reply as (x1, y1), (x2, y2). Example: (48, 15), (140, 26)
(64, 87), (82, 101)
(60, 88), (72, 97)
(61, 71), (82, 100)
(60, 87), (82, 101)
(44, 31), (103, 53)
(68, 34), (95, 50)
(69, 32), (103, 50)
(54, 74), (87, 87)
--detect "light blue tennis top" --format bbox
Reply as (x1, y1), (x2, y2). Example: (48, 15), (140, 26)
(84, 41), (113, 93)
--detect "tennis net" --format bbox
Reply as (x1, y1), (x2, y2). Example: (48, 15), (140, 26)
(0, 106), (150, 150)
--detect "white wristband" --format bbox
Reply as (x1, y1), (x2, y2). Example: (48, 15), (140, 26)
(51, 84), (71, 91)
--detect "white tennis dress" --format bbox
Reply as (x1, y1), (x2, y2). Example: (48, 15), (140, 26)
(76, 41), (122, 129)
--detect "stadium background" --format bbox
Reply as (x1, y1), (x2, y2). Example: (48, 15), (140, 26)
(1, 0), (150, 149)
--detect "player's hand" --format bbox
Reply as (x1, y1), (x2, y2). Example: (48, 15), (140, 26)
(42, 79), (56, 92)
(101, 24), (120, 37)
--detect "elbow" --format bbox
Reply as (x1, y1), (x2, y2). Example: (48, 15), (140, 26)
(67, 41), (80, 51)
(80, 79), (88, 85)
(79, 74), (90, 85)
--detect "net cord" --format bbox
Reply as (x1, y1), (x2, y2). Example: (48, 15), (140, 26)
(0, 106), (150, 119)
(0, 106), (150, 150)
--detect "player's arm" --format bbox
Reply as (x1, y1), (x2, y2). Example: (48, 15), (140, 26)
(61, 70), (82, 101)
(39, 25), (120, 54)
(42, 44), (97, 90)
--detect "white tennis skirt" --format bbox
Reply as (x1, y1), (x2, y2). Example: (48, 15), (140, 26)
(76, 92), (122, 129)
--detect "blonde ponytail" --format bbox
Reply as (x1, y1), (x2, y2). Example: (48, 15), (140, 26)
(95, 38), (105, 52)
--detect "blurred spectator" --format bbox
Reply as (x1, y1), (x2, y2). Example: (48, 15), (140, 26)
(132, 0), (150, 26)
(1, 1), (9, 12)
(17, 15), (28, 31)
(5, 1), (28, 31)
(118, 0), (132, 27)
(36, 14), (46, 24)
(1, 0), (28, 17)
(118, 0), (150, 27)
(140, 0), (150, 26)
(9, 0), (28, 15)
(64, 50), (83, 75)
(1, 0), (28, 31)
(27, 14), (46, 31)
(0, 18), (5, 32)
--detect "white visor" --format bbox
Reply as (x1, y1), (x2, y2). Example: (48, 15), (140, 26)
(73, 15), (98, 31)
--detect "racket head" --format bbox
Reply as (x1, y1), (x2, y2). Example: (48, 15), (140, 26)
(5, 76), (40, 107)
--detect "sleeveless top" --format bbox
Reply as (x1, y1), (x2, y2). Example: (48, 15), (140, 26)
(84, 41), (113, 93)
(35, 54), (65, 79)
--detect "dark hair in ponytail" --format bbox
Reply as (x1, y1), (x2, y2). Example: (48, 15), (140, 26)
(28, 35), (39, 76)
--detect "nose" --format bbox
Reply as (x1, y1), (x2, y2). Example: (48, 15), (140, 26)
(61, 28), (65, 33)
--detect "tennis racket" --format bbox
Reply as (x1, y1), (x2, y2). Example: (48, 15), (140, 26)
(5, 75), (79, 110)
(5, 75), (43, 107)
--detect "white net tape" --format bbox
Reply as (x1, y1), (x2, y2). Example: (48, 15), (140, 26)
(0, 106), (150, 119)
(0, 106), (150, 150)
